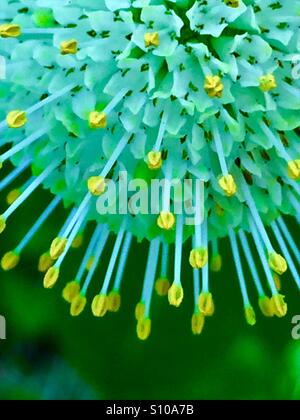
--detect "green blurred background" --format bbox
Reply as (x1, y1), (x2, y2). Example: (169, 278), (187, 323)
(0, 164), (299, 400)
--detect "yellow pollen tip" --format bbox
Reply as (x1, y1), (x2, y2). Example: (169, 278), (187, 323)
(168, 283), (184, 308)
(218, 174), (237, 197)
(62, 281), (81, 303)
(204, 75), (224, 98)
(155, 277), (170, 297)
(0, 216), (7, 235)
(225, 0), (240, 7)
(50, 237), (67, 260)
(210, 254), (222, 272)
(144, 32), (160, 48)
(6, 110), (27, 129)
(91, 294), (108, 317)
(87, 176), (106, 196)
(0, 23), (21, 38)
(1, 251), (20, 271)
(157, 211), (176, 230)
(259, 296), (275, 317)
(86, 256), (95, 271)
(6, 189), (21, 205)
(135, 302), (145, 321)
(268, 251), (288, 275)
(147, 151), (163, 170)
(137, 318), (151, 341)
(89, 111), (107, 129)
(60, 39), (78, 55)
(189, 248), (208, 269)
(70, 294), (87, 317)
(107, 290), (121, 313)
(38, 252), (54, 273)
(198, 292), (215, 317)
(191, 312), (205, 335)
(271, 294), (288, 318)
(72, 234), (83, 249)
(259, 74), (277, 92)
(287, 160), (300, 180)
(244, 306), (256, 326)
(43, 267), (60, 289)
(273, 273), (281, 291)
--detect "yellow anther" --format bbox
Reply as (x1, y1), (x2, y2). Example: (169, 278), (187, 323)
(91, 294), (108, 317)
(191, 312), (205, 335)
(271, 294), (288, 318)
(70, 294), (87, 316)
(259, 74), (277, 92)
(273, 273), (281, 291)
(137, 318), (151, 341)
(147, 151), (162, 170)
(204, 75), (224, 98)
(43, 267), (60, 289)
(0, 23), (21, 38)
(0, 216), (7, 235)
(144, 32), (160, 48)
(287, 160), (300, 180)
(60, 39), (78, 55)
(198, 292), (215, 317)
(86, 256), (94, 271)
(244, 306), (256, 326)
(38, 252), (54, 273)
(72, 234), (83, 249)
(6, 110), (27, 129)
(155, 277), (170, 297)
(168, 283), (184, 307)
(6, 189), (21, 205)
(62, 281), (81, 303)
(87, 176), (106, 196)
(89, 111), (107, 129)
(210, 254), (222, 272)
(225, 0), (240, 7)
(107, 290), (121, 313)
(259, 296), (275, 317)
(50, 237), (67, 260)
(135, 302), (145, 321)
(1, 251), (20, 271)
(268, 251), (287, 275)
(157, 211), (175, 230)
(218, 174), (237, 197)
(189, 248), (208, 269)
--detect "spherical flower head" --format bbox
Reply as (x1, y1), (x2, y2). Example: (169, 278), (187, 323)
(1, 251), (20, 271)
(6, 110), (27, 128)
(189, 247), (208, 269)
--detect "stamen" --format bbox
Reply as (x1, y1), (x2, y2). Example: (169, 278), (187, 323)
(100, 221), (126, 296)
(153, 109), (168, 152)
(270, 221), (300, 290)
(0, 160), (31, 191)
(276, 217), (300, 262)
(100, 132), (131, 179)
(168, 215), (184, 307)
(112, 232), (132, 292)
(143, 238), (160, 318)
(103, 88), (129, 115)
(26, 84), (76, 116)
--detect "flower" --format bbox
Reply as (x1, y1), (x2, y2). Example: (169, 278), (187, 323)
(0, 0), (299, 340)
